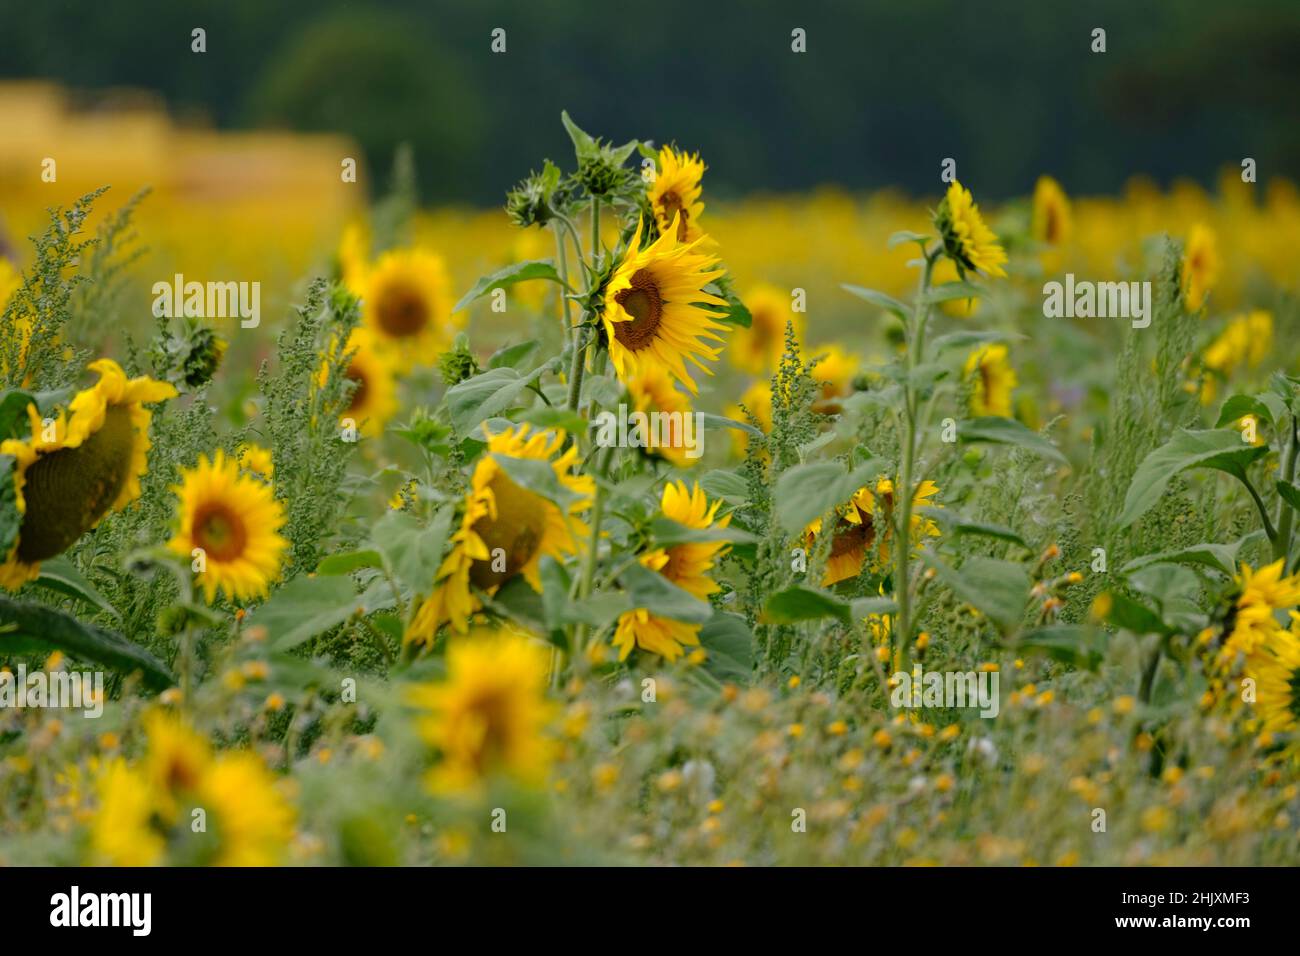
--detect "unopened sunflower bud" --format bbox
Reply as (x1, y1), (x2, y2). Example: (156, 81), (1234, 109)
(438, 334), (480, 386)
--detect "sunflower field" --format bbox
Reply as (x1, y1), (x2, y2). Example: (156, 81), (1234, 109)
(3, 78), (1300, 873)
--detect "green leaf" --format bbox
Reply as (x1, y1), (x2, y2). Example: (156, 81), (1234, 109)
(919, 553), (1029, 631)
(560, 110), (597, 155)
(1117, 429), (1269, 528)
(930, 330), (1024, 355)
(371, 507), (453, 598)
(1013, 625), (1106, 669)
(648, 516), (756, 548)
(491, 453), (583, 509)
(0, 597), (171, 690)
(886, 230), (929, 250)
(315, 550), (384, 576)
(453, 260), (567, 314)
(1122, 539), (1253, 577)
(851, 596), (898, 619)
(958, 417), (1067, 464)
(257, 575), (368, 652)
(519, 406), (588, 435)
(32, 557), (120, 619)
(621, 562), (712, 624)
(1127, 564), (1200, 608)
(444, 366), (545, 435)
(488, 340), (540, 370)
(1277, 480), (1300, 513)
(1102, 590), (1171, 636)
(0, 390), (36, 441)
(841, 284), (908, 322)
(705, 282), (752, 328)
(763, 585), (852, 625)
(926, 281), (983, 304)
(774, 459), (884, 535)
(0, 456), (21, 569)
(919, 508), (1027, 548)
(698, 611), (753, 682)
(699, 469), (749, 507)
(698, 412), (763, 438)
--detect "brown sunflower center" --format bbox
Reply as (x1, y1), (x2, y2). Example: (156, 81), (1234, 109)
(375, 281), (429, 338)
(658, 191), (690, 240)
(612, 270), (664, 352)
(192, 500), (248, 563)
(468, 472), (548, 589)
(830, 518), (874, 559)
(346, 363), (369, 414)
(461, 689), (514, 772)
(16, 404), (135, 563)
(1045, 205), (1060, 244)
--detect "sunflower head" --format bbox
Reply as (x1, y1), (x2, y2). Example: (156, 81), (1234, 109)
(505, 160), (563, 228)
(1031, 176), (1072, 246)
(804, 478), (941, 586)
(321, 326), (399, 439)
(935, 181), (1007, 279)
(0, 359), (175, 589)
(730, 282), (800, 376)
(626, 363), (697, 468)
(406, 630), (555, 792)
(649, 146), (708, 243)
(1182, 223), (1220, 312)
(612, 481), (728, 662)
(963, 343), (1018, 418)
(166, 449), (289, 604)
(1253, 632), (1300, 737)
(406, 425), (594, 643)
(809, 344), (859, 414)
(601, 216), (729, 395)
(362, 248), (458, 368)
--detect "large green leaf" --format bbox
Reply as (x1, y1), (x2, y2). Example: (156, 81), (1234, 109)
(648, 516), (756, 548)
(1117, 428), (1269, 528)
(621, 562), (712, 624)
(763, 585), (850, 624)
(444, 366), (546, 435)
(841, 284), (908, 322)
(919, 553), (1029, 631)
(256, 575), (373, 652)
(698, 611), (753, 682)
(0, 597), (171, 689)
(371, 506), (453, 598)
(774, 459), (884, 535)
(452, 260), (568, 313)
(958, 417), (1067, 464)
(32, 556), (120, 620)
(699, 469), (749, 507)
(1013, 625), (1107, 669)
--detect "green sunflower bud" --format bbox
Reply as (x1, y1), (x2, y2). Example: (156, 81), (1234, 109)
(438, 334), (480, 387)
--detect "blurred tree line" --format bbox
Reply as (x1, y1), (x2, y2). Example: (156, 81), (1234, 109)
(3, 0), (1298, 203)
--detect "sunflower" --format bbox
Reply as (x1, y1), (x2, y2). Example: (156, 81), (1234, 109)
(601, 215), (729, 395)
(1216, 560), (1300, 670)
(337, 220), (371, 292)
(406, 425), (594, 643)
(612, 481), (729, 662)
(648, 145), (708, 243)
(730, 282), (800, 376)
(237, 443), (274, 479)
(931, 258), (979, 318)
(963, 343), (1018, 417)
(1182, 223), (1219, 312)
(626, 363), (696, 468)
(809, 344), (858, 414)
(166, 449), (289, 604)
(0, 359), (176, 589)
(935, 180), (1007, 279)
(197, 751), (296, 866)
(91, 758), (166, 866)
(1031, 176), (1072, 246)
(1201, 311), (1273, 404)
(804, 479), (941, 585)
(362, 247), (458, 368)
(725, 380), (773, 457)
(1253, 632), (1300, 737)
(406, 631), (554, 792)
(321, 327), (398, 439)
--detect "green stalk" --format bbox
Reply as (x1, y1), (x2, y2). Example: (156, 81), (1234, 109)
(893, 248), (938, 671)
(571, 445), (614, 662)
(1273, 413), (1298, 565)
(553, 221), (576, 351)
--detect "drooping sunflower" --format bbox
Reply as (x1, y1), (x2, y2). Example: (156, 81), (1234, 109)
(0, 359), (176, 589)
(601, 215), (729, 395)
(648, 145), (708, 243)
(166, 449), (289, 604)
(1182, 223), (1219, 312)
(730, 282), (801, 376)
(362, 247), (458, 369)
(1031, 175), (1072, 246)
(406, 425), (594, 643)
(320, 326), (398, 439)
(935, 180), (1008, 279)
(804, 478), (941, 586)
(406, 630), (554, 793)
(626, 363), (697, 468)
(612, 481), (729, 662)
(963, 343), (1018, 418)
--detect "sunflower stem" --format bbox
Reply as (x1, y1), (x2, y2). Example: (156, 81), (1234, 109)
(571, 445), (614, 665)
(1273, 413), (1298, 564)
(566, 319), (591, 414)
(553, 221), (576, 352)
(894, 246), (939, 673)
(590, 198), (601, 260)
